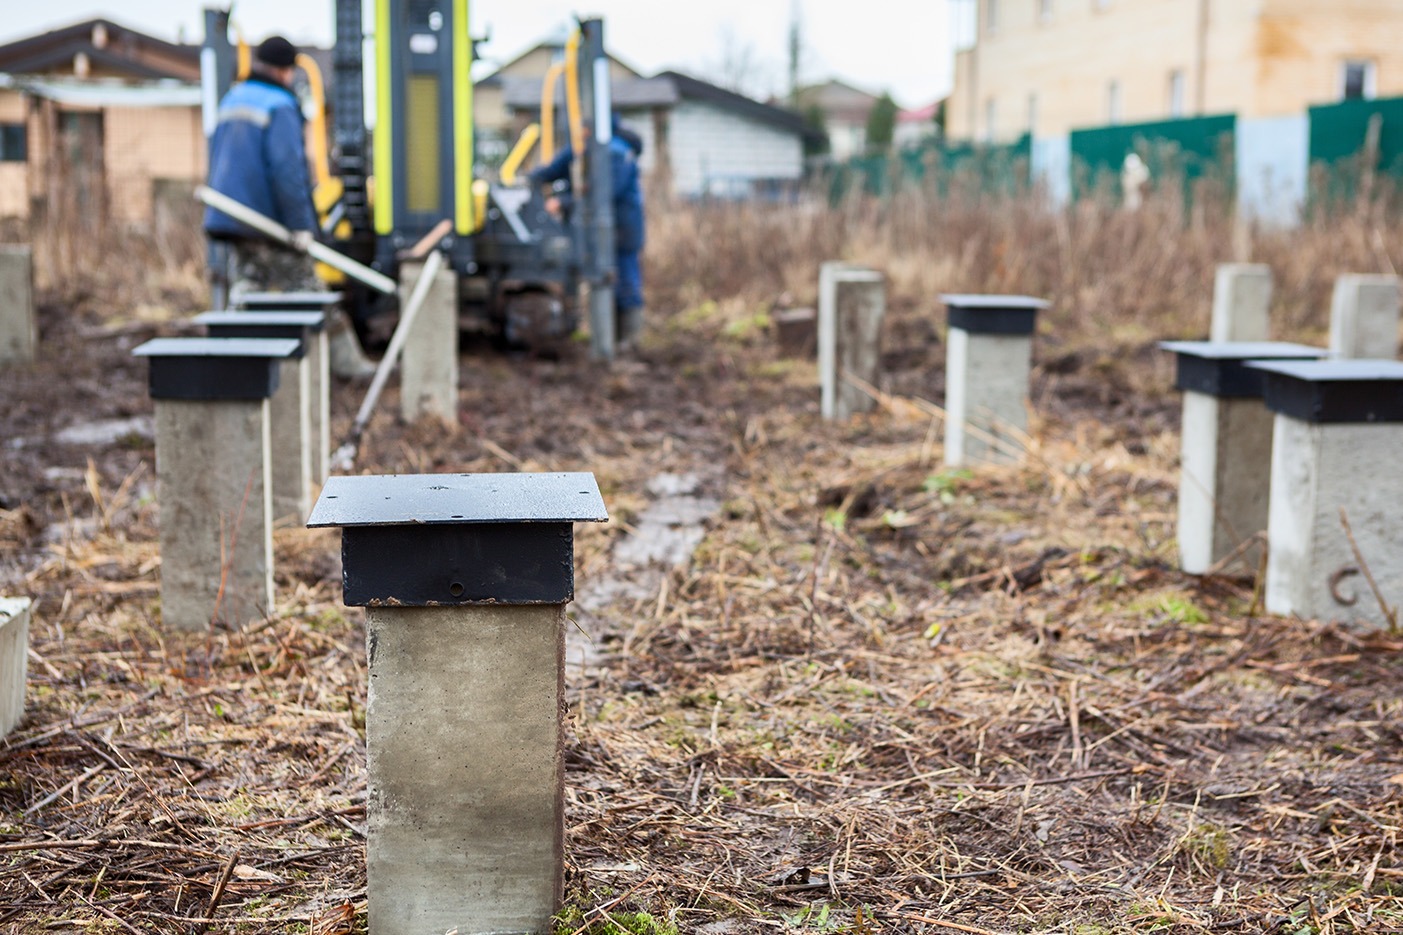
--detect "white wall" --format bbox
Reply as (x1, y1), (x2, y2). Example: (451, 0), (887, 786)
(667, 100), (804, 199)
(1236, 113), (1309, 228)
(616, 108), (658, 175)
(1031, 133), (1071, 205)
(827, 119), (866, 161)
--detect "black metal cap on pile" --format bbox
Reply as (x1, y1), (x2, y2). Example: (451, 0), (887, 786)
(1159, 340), (1327, 398)
(194, 311), (326, 358)
(234, 290), (343, 312)
(308, 472), (609, 607)
(1246, 358), (1403, 423)
(132, 337), (300, 401)
(941, 294), (1049, 336)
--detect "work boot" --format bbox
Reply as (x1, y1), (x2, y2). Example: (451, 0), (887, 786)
(327, 309), (377, 379)
(615, 305), (645, 352)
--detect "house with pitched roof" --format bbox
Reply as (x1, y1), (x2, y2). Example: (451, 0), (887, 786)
(793, 79), (884, 161)
(0, 18), (205, 224)
(501, 66), (817, 200)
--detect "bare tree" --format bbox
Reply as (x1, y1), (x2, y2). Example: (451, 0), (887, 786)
(704, 24), (777, 100)
(787, 1), (802, 106)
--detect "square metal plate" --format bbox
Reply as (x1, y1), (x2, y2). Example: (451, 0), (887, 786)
(308, 472), (609, 527)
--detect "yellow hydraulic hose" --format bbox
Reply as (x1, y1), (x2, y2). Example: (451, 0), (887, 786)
(539, 61), (565, 157)
(500, 123), (541, 185)
(564, 30), (584, 157)
(293, 53), (341, 284)
(452, 0), (474, 233)
(295, 52), (332, 189)
(235, 29), (250, 81)
(471, 179), (488, 232)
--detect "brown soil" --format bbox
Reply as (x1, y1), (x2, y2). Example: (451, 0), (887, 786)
(0, 289), (1400, 935)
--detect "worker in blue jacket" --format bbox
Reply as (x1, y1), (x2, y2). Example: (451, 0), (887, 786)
(530, 116), (647, 348)
(204, 36), (374, 376)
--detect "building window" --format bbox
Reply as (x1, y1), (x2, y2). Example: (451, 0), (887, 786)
(984, 97), (997, 142)
(986, 0), (998, 33)
(1027, 93), (1038, 135)
(1107, 80), (1122, 124)
(1341, 60), (1377, 101)
(1168, 69), (1185, 117)
(0, 124), (25, 162)
(1038, 0), (1053, 23)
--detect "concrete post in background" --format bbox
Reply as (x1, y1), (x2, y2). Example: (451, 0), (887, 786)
(1161, 341), (1326, 574)
(941, 294), (1048, 466)
(0, 597), (30, 738)
(1250, 358), (1403, 629)
(309, 472), (608, 935)
(1210, 263), (1272, 343)
(818, 261), (859, 418)
(197, 311), (325, 523)
(0, 244), (36, 364)
(1329, 274), (1401, 359)
(818, 263), (885, 420)
(134, 337), (299, 632)
(235, 291), (341, 484)
(398, 261), (458, 422)
(773, 307), (817, 357)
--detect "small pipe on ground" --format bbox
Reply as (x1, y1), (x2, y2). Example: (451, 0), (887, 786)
(330, 248), (448, 472)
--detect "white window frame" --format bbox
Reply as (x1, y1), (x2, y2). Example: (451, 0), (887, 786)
(1339, 59), (1377, 101)
(1107, 80), (1122, 125)
(1168, 69), (1185, 117)
(986, 0), (999, 34)
(1038, 0), (1053, 23)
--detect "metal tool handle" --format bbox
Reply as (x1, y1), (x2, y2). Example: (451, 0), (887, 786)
(197, 185), (398, 295)
(330, 248), (449, 472)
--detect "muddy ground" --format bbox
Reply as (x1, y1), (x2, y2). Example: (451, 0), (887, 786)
(0, 290), (1400, 934)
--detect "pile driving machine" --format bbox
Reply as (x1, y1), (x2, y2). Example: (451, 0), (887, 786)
(202, 1), (622, 358)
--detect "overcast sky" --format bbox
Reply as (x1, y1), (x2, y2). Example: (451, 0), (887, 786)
(0, 0), (954, 108)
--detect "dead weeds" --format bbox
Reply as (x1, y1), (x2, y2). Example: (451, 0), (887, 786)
(1, 198), (1402, 934)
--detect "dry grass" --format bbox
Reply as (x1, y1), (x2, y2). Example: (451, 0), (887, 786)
(0, 193), (206, 324)
(647, 181), (1402, 381)
(2, 190), (1403, 933)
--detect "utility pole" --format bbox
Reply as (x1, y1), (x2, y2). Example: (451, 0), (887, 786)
(1194, 0), (1210, 115)
(787, 0), (802, 107)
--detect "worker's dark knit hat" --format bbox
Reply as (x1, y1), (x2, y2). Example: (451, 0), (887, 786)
(256, 36), (298, 68)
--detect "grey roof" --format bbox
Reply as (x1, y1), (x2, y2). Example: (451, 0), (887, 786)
(502, 74), (679, 111)
(504, 69), (817, 141)
(0, 73), (200, 106)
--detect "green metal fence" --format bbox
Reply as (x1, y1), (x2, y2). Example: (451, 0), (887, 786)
(827, 134), (1032, 202)
(1307, 95), (1403, 206)
(1068, 114), (1235, 201)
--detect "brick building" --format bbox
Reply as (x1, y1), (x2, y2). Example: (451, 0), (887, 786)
(950, 0), (1403, 142)
(0, 19), (206, 226)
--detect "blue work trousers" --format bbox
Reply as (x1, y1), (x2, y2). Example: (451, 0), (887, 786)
(616, 249), (643, 311)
